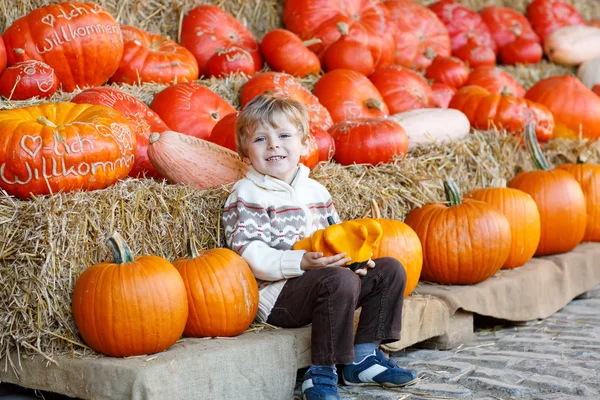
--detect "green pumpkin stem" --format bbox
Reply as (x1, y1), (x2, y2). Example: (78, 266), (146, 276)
(187, 238), (200, 259)
(108, 232), (134, 264)
(524, 123), (550, 171)
(444, 179), (462, 207)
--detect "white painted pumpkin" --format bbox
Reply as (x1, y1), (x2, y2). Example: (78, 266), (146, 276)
(389, 108), (470, 151)
(577, 56), (600, 89)
(544, 26), (600, 66)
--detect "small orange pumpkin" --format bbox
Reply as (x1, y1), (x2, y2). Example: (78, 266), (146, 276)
(72, 232), (188, 357)
(173, 240), (259, 338)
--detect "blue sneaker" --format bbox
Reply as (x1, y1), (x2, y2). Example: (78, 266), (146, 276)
(342, 350), (418, 387)
(301, 366), (340, 400)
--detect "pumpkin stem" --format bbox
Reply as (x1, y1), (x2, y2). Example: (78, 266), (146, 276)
(524, 123), (550, 171)
(187, 238), (200, 259)
(370, 199), (382, 219)
(337, 22), (349, 36)
(36, 116), (57, 128)
(108, 231), (135, 264)
(302, 38), (322, 47)
(443, 179), (462, 207)
(577, 154), (588, 164)
(149, 132), (160, 144)
(327, 216), (336, 226)
(424, 47), (437, 60)
(365, 98), (384, 111)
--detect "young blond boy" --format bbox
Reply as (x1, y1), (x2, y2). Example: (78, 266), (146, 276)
(222, 94), (416, 400)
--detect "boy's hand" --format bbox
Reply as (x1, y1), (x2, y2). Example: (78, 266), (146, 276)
(354, 259), (376, 276)
(301, 252), (352, 271)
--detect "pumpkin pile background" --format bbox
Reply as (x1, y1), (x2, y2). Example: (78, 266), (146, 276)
(1, 0), (600, 360)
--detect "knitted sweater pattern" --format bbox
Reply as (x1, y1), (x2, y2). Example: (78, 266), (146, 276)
(222, 165), (339, 322)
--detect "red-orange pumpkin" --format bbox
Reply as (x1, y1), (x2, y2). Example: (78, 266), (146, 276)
(467, 65), (526, 97)
(500, 38), (544, 65)
(282, 0), (395, 69)
(3, 2), (123, 92)
(205, 47), (258, 78)
(508, 125), (587, 255)
(431, 82), (456, 109)
(527, 0), (586, 41)
(480, 6), (540, 50)
(594, 84), (600, 97)
(209, 111), (238, 152)
(384, 0), (451, 70)
(370, 65), (435, 114)
(72, 232), (188, 357)
(299, 134), (320, 169)
(0, 60), (58, 100)
(0, 34), (7, 76)
(151, 82), (236, 140)
(453, 38), (496, 68)
(466, 185), (541, 269)
(449, 85), (554, 142)
(322, 37), (375, 76)
(110, 25), (198, 85)
(71, 87), (170, 178)
(556, 159), (600, 242)
(313, 69), (389, 123)
(180, 5), (262, 77)
(328, 118), (407, 165)
(173, 241), (258, 338)
(312, 126), (336, 162)
(525, 75), (600, 139)
(0, 102), (135, 199)
(240, 72), (333, 133)
(260, 29), (321, 77)
(425, 56), (469, 88)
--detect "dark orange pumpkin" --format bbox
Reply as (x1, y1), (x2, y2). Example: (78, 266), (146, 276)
(500, 38), (544, 65)
(180, 5), (262, 77)
(71, 87), (169, 178)
(208, 111), (238, 152)
(173, 241), (258, 338)
(312, 126), (336, 162)
(369, 65), (435, 114)
(480, 6), (540, 50)
(404, 179), (511, 285)
(260, 29), (321, 77)
(0, 60), (58, 100)
(449, 85), (554, 142)
(313, 69), (389, 123)
(508, 124), (587, 255)
(425, 56), (469, 89)
(328, 118), (407, 165)
(151, 82), (236, 140)
(3, 2), (123, 92)
(322, 37), (375, 76)
(205, 47), (258, 78)
(72, 232), (188, 357)
(0, 102), (135, 199)
(467, 65), (526, 97)
(453, 38), (496, 68)
(299, 134), (320, 170)
(527, 0), (586, 41)
(0, 34), (6, 76)
(110, 25), (198, 85)
(466, 184), (541, 269)
(556, 159), (600, 242)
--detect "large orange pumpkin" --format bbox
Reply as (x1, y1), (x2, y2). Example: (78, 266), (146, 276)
(283, 0), (395, 69)
(72, 232), (188, 357)
(404, 179), (511, 285)
(556, 159), (600, 242)
(173, 241), (258, 338)
(525, 75), (600, 139)
(508, 124), (587, 256)
(466, 184), (541, 269)
(180, 5), (262, 77)
(150, 82), (236, 140)
(0, 102), (135, 199)
(3, 2), (123, 92)
(369, 65), (435, 114)
(110, 25), (198, 85)
(71, 87), (169, 178)
(313, 69), (389, 123)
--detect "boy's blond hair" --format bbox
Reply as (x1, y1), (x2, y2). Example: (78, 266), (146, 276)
(235, 93), (310, 158)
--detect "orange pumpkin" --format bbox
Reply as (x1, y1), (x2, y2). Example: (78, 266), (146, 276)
(508, 124), (587, 256)
(466, 184), (541, 269)
(312, 126), (336, 162)
(404, 179), (511, 285)
(299, 134), (320, 170)
(480, 6), (540, 50)
(3, 2), (123, 92)
(0, 33), (6, 76)
(556, 159), (600, 242)
(425, 56), (469, 89)
(261, 29), (321, 77)
(467, 66), (525, 97)
(313, 69), (389, 123)
(500, 38), (544, 65)
(71, 87), (170, 178)
(151, 82), (236, 140)
(322, 37), (375, 76)
(527, 0), (586, 41)
(110, 25), (198, 85)
(173, 241), (258, 338)
(369, 65), (435, 114)
(72, 232), (188, 357)
(525, 75), (600, 139)
(453, 39), (496, 68)
(0, 60), (58, 100)
(449, 85), (554, 142)
(0, 102), (135, 199)
(205, 47), (259, 78)
(431, 82), (456, 109)
(208, 111), (238, 152)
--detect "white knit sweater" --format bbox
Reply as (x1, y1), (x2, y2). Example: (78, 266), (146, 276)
(222, 164), (340, 322)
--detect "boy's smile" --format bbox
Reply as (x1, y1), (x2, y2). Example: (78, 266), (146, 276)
(244, 112), (308, 184)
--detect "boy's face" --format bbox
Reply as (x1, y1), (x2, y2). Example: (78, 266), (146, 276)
(244, 112), (308, 184)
